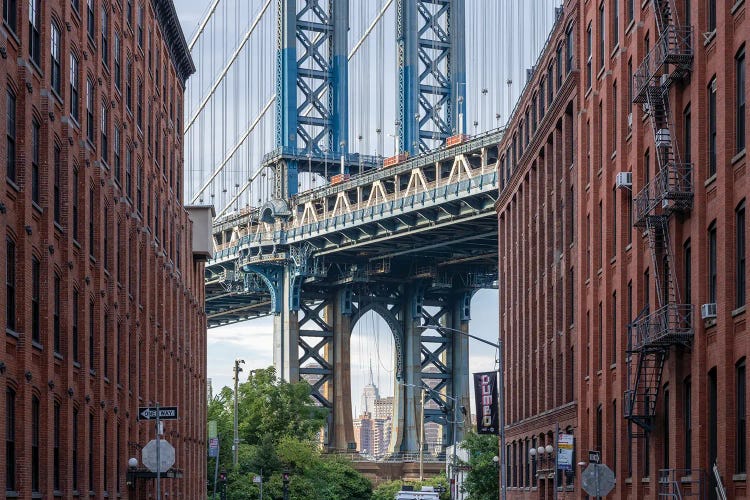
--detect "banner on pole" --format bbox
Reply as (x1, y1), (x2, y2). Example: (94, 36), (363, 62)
(208, 420), (218, 439)
(208, 437), (220, 458)
(473, 371), (499, 435)
(557, 433), (574, 471)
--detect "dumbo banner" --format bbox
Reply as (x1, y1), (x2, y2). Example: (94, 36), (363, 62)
(473, 371), (499, 435)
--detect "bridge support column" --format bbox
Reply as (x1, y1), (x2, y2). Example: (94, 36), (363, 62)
(390, 285), (423, 454)
(273, 268), (300, 382)
(326, 288), (355, 452)
(446, 294), (471, 445)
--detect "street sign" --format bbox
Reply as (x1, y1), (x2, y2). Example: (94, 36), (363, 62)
(588, 450), (601, 464)
(142, 439), (176, 473)
(138, 406), (178, 421)
(581, 463), (615, 497)
(253, 475), (262, 484)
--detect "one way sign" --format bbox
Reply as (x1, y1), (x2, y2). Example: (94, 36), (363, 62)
(138, 406), (179, 421)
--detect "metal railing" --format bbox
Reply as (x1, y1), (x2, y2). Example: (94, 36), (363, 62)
(658, 468), (707, 498)
(633, 162), (693, 226)
(630, 303), (693, 351)
(633, 26), (693, 103)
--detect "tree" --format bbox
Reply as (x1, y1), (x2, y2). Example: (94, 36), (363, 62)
(206, 366), (372, 499)
(460, 432), (500, 500)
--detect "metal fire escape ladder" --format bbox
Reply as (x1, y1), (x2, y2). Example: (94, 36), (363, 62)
(625, 0), (694, 433)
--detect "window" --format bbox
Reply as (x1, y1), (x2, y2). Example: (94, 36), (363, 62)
(73, 289), (80, 362)
(114, 33), (121, 90)
(684, 377), (692, 468)
(3, 0), (17, 33)
(86, 0), (94, 39)
(103, 418), (109, 492)
(6, 88), (16, 182)
(88, 413), (94, 489)
(28, 0), (40, 66)
(738, 201), (746, 307)
(5, 238), (15, 331)
(556, 44), (563, 89)
(70, 53), (80, 121)
(137, 78), (143, 129)
(612, 81), (618, 154)
(137, 4), (143, 48)
(136, 160), (143, 212)
(738, 47), (746, 152)
(104, 206), (109, 271)
(709, 222), (718, 303)
(684, 239), (692, 319)
(53, 401), (61, 490)
(89, 300), (95, 371)
(599, 2), (607, 69)
(627, 58), (633, 105)
(71, 0), (78, 13)
(126, 0), (132, 25)
(708, 0), (716, 32)
(72, 168), (80, 241)
(51, 22), (62, 94)
(738, 359), (747, 473)
(5, 387), (15, 491)
(627, 0), (634, 22)
(54, 145), (61, 223)
(31, 395), (40, 492)
(709, 368), (718, 467)
(31, 256), (40, 343)
(86, 78), (95, 143)
(611, 0), (619, 48)
(54, 273), (61, 353)
(586, 23), (593, 88)
(126, 59), (132, 111)
(547, 64), (554, 101)
(114, 126), (121, 183)
(101, 101), (108, 161)
(596, 405), (603, 451)
(89, 187), (95, 258)
(101, 6), (108, 66)
(708, 76), (717, 177)
(611, 292), (617, 364)
(31, 118), (39, 204)
(684, 104), (692, 164)
(664, 387), (670, 468)
(125, 145), (133, 199)
(72, 407), (79, 490)
(566, 24), (574, 73)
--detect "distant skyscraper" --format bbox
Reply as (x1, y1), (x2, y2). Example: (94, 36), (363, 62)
(359, 361), (381, 415)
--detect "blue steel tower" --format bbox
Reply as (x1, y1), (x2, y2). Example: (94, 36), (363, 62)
(274, 0), (349, 198)
(397, 0), (466, 156)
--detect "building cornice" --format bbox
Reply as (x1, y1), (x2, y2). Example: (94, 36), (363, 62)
(152, 0), (196, 86)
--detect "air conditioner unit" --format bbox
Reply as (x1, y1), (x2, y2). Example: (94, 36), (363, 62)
(701, 303), (717, 319)
(627, 112), (633, 129)
(660, 74), (670, 87)
(616, 172), (632, 189)
(662, 199), (672, 209)
(656, 128), (671, 148)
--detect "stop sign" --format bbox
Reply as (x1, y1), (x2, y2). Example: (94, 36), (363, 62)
(141, 439), (175, 473)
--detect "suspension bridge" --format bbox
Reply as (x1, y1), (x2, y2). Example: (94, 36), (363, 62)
(184, 0), (563, 468)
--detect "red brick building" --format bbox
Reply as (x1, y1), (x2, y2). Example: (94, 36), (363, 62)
(0, 0), (208, 498)
(497, 0), (749, 497)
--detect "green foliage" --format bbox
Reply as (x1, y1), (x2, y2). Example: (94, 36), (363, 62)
(207, 366), (372, 499)
(371, 475), (450, 500)
(460, 432), (500, 500)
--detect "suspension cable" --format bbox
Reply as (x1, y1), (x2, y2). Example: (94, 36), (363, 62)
(184, 0), (273, 134)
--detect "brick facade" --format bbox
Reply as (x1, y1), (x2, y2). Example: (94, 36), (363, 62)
(0, 0), (206, 498)
(497, 0), (749, 497)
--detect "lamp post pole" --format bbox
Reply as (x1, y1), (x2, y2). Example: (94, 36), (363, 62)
(233, 359), (245, 467)
(416, 325), (506, 500)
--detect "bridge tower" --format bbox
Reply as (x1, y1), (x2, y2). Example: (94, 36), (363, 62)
(397, 0), (466, 155)
(274, 0), (349, 198)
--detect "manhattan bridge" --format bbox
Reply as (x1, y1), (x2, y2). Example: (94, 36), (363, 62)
(185, 0), (563, 466)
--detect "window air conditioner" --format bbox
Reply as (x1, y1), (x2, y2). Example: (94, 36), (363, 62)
(616, 172), (632, 189)
(655, 128), (671, 147)
(627, 112), (633, 129)
(700, 303), (717, 319)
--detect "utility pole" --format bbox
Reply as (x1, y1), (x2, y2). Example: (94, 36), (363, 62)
(233, 359), (245, 466)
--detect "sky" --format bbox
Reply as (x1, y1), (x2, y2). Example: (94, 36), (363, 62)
(170, 0), (559, 410)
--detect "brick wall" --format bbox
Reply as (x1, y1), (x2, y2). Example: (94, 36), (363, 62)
(0, 0), (205, 497)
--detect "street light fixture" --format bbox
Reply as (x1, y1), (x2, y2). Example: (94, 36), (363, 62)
(416, 324), (506, 500)
(233, 359), (245, 467)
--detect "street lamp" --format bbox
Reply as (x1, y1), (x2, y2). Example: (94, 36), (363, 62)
(416, 324), (506, 500)
(233, 359), (245, 467)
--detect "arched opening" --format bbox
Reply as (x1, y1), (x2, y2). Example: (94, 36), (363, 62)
(349, 309), (396, 459)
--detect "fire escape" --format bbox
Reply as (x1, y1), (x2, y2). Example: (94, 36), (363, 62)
(625, 0), (693, 442)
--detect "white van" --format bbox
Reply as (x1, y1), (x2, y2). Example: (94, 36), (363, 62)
(394, 486), (440, 499)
